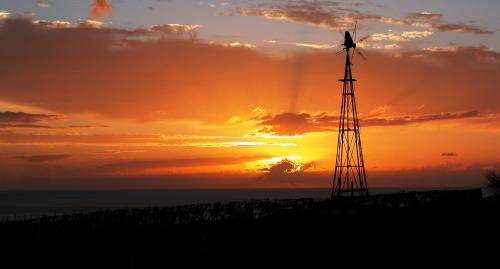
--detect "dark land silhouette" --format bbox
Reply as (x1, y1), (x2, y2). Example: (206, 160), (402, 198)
(1, 188), (500, 267)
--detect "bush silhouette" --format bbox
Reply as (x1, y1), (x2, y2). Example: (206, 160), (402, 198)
(485, 171), (500, 195)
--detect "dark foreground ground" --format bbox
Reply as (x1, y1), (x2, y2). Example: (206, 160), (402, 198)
(1, 188), (499, 267)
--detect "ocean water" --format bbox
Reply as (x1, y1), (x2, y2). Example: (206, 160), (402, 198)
(0, 188), (410, 220)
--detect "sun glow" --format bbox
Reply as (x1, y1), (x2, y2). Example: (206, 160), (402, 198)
(260, 155), (301, 165)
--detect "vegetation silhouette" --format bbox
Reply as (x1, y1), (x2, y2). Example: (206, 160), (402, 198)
(1, 188), (499, 267)
(485, 171), (500, 195)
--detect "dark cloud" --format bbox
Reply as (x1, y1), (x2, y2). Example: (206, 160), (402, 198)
(96, 155), (269, 174)
(0, 155), (267, 190)
(441, 152), (458, 157)
(257, 158), (318, 184)
(0, 111), (60, 123)
(0, 111), (106, 129)
(0, 111), (59, 129)
(358, 15), (494, 34)
(224, 1), (348, 30)
(226, 2), (493, 34)
(148, 163), (500, 189)
(259, 159), (315, 174)
(407, 12), (443, 20)
(362, 110), (480, 127)
(0, 132), (157, 144)
(433, 23), (494, 34)
(368, 163), (498, 188)
(253, 110), (480, 136)
(0, 123), (53, 129)
(257, 112), (326, 135)
(0, 123), (107, 129)
(0, 156), (497, 190)
(66, 125), (109, 128)
(0, 172), (258, 190)
(256, 162), (499, 188)
(351, 2), (375, 7)
(16, 154), (72, 163)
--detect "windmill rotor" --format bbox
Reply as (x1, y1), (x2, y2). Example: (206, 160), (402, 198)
(343, 21), (370, 65)
(353, 19), (357, 41)
(335, 21), (371, 65)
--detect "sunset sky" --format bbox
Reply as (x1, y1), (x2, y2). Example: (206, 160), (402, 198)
(0, 0), (499, 190)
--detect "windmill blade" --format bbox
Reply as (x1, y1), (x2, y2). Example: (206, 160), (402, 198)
(335, 49), (344, 56)
(353, 20), (358, 42)
(358, 35), (371, 43)
(350, 48), (357, 64)
(357, 49), (367, 61)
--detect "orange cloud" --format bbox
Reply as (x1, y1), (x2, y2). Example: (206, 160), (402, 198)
(0, 19), (499, 125)
(90, 0), (111, 17)
(251, 110), (481, 136)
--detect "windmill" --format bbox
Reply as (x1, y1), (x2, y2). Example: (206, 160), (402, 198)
(331, 24), (369, 198)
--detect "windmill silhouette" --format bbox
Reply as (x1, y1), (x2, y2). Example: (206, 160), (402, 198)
(331, 25), (369, 198)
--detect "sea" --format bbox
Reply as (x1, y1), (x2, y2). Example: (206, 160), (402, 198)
(0, 188), (453, 221)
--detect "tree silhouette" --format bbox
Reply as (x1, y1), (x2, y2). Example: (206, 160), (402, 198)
(485, 171), (500, 195)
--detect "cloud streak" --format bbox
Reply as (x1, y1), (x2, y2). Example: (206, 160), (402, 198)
(370, 30), (433, 42)
(223, 1), (348, 30)
(407, 12), (443, 20)
(150, 23), (201, 38)
(0, 111), (60, 123)
(16, 154), (72, 163)
(0, 110), (108, 129)
(251, 110), (481, 136)
(295, 42), (336, 49)
(0, 162), (496, 190)
(225, 2), (493, 34)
